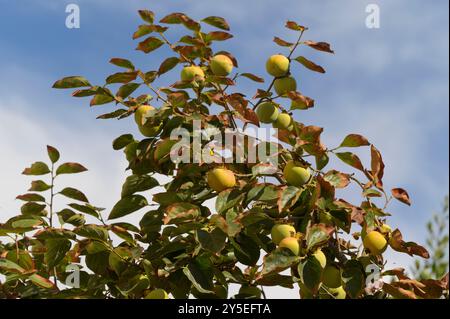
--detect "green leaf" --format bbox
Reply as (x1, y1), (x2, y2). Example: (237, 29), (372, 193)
(342, 260), (365, 298)
(109, 58), (135, 70)
(56, 162), (87, 175)
(22, 162), (50, 176)
(109, 195), (148, 220)
(44, 239), (71, 268)
(196, 228), (227, 254)
(6, 250), (34, 271)
(315, 153), (329, 170)
(183, 262), (214, 294)
(0, 259), (25, 273)
(252, 163), (277, 177)
(16, 193), (46, 202)
(109, 247), (133, 275)
(10, 216), (43, 229)
(106, 71), (138, 84)
(246, 184), (279, 203)
(231, 234), (260, 266)
(59, 187), (89, 203)
(133, 25), (169, 39)
(90, 93), (115, 106)
(164, 203), (200, 225)
(86, 251), (110, 275)
(57, 209), (85, 226)
(47, 145), (60, 163)
(117, 83), (140, 100)
(97, 109), (129, 119)
(215, 189), (244, 214)
(306, 225), (330, 250)
(68, 203), (100, 218)
(278, 186), (302, 213)
(30, 274), (55, 289)
(262, 248), (300, 275)
(136, 37), (165, 54)
(298, 256), (323, 293)
(133, 25), (154, 39)
(21, 202), (46, 215)
(335, 152), (364, 171)
(72, 87), (99, 97)
(138, 10), (155, 24)
(74, 224), (109, 241)
(112, 134), (135, 150)
(160, 13), (200, 31)
(363, 189), (383, 198)
(339, 134), (370, 148)
(158, 57), (180, 75)
(201, 16), (230, 31)
(52, 76), (91, 89)
(28, 180), (51, 192)
(323, 170), (350, 189)
(121, 174), (159, 198)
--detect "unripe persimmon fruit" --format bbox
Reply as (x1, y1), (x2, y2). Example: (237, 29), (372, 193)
(210, 54), (234, 76)
(266, 55), (290, 77)
(271, 224), (296, 245)
(207, 168), (236, 193)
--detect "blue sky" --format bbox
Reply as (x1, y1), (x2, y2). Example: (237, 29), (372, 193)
(0, 0), (448, 298)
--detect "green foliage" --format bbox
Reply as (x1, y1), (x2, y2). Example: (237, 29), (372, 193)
(411, 197), (449, 285)
(1, 9), (446, 300)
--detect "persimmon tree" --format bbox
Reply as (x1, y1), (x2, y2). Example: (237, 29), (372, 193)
(1, 9), (448, 299)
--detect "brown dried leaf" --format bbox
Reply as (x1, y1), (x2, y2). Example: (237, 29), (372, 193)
(303, 41), (335, 54)
(294, 56), (325, 73)
(391, 188), (411, 206)
(273, 37), (293, 47)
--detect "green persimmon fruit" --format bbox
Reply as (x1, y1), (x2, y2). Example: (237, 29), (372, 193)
(266, 54), (290, 77)
(273, 112), (294, 131)
(210, 54), (234, 76)
(279, 237), (300, 256)
(312, 249), (327, 269)
(283, 161), (311, 187)
(181, 66), (205, 82)
(271, 224), (296, 245)
(145, 289), (169, 299)
(134, 105), (155, 126)
(256, 102), (279, 123)
(320, 286), (346, 299)
(138, 122), (163, 138)
(322, 265), (342, 289)
(363, 231), (388, 255)
(274, 76), (297, 96)
(207, 168), (236, 193)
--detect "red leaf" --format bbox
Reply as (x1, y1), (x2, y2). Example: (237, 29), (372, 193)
(391, 188), (411, 206)
(303, 41), (334, 54)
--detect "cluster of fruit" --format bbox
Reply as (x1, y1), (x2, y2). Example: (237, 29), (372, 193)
(131, 54), (234, 138)
(269, 222), (393, 298)
(255, 55), (306, 132)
